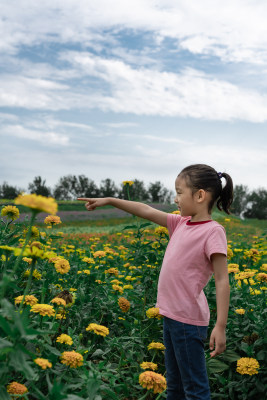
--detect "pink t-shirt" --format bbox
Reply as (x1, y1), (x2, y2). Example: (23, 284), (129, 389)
(156, 213), (227, 326)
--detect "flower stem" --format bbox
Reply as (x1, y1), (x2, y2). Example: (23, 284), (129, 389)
(18, 259), (37, 312)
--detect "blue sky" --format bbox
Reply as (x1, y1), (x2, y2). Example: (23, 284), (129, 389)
(1, 0), (267, 194)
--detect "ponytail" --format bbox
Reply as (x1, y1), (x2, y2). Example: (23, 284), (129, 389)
(216, 172), (233, 215)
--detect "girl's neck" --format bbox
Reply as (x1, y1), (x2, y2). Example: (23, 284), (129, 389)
(189, 212), (212, 223)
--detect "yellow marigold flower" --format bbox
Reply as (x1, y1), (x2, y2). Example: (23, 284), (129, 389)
(61, 351), (83, 368)
(23, 226), (40, 239)
(24, 269), (42, 280)
(34, 358), (52, 369)
(256, 273), (267, 282)
(139, 371), (167, 394)
(30, 304), (55, 317)
(224, 218), (231, 222)
(44, 215), (62, 226)
(82, 257), (95, 264)
(235, 271), (255, 280)
(147, 342), (165, 351)
(105, 267), (119, 276)
(227, 247), (233, 260)
(14, 246), (45, 260)
(171, 210), (180, 214)
(56, 313), (66, 319)
(122, 180), (134, 186)
(23, 257), (32, 264)
(249, 288), (262, 295)
(84, 269), (91, 275)
(235, 308), (245, 315)
(146, 307), (163, 319)
(154, 226), (168, 235)
(15, 193), (57, 215)
(140, 362), (158, 371)
(236, 357), (260, 375)
(54, 258), (70, 274)
(118, 297), (130, 312)
(86, 323), (109, 337)
(110, 279), (122, 285)
(260, 264), (267, 271)
(112, 284), (124, 294)
(56, 334), (73, 345)
(123, 284), (134, 290)
(93, 250), (106, 258)
(1, 205), (20, 220)
(15, 295), (38, 306)
(0, 245), (15, 252)
(7, 381), (28, 395)
(51, 297), (66, 306)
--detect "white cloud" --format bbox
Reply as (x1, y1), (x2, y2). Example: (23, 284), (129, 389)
(1, 124), (69, 146)
(1, 0), (267, 66)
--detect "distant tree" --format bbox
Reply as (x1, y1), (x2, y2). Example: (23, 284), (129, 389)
(28, 176), (51, 197)
(148, 181), (173, 203)
(99, 178), (118, 197)
(243, 188), (267, 220)
(119, 179), (149, 201)
(0, 182), (21, 199)
(53, 175), (100, 200)
(230, 185), (249, 216)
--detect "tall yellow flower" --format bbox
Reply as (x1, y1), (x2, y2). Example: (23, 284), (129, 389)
(86, 323), (109, 337)
(122, 181), (134, 186)
(1, 205), (20, 220)
(61, 351), (83, 368)
(154, 226), (168, 236)
(139, 371), (166, 394)
(236, 357), (260, 375)
(51, 297), (66, 307)
(34, 358), (52, 370)
(15, 193), (57, 215)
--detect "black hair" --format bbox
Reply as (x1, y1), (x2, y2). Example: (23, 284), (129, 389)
(178, 164), (234, 214)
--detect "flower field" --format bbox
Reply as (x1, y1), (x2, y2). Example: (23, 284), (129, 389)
(0, 197), (266, 400)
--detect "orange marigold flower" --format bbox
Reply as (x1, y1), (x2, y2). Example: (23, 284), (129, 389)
(236, 357), (260, 375)
(118, 297), (130, 312)
(34, 358), (52, 369)
(105, 267), (119, 276)
(51, 297), (66, 306)
(61, 351), (83, 368)
(139, 371), (166, 394)
(146, 307), (163, 319)
(93, 250), (106, 258)
(7, 381), (28, 395)
(56, 334), (73, 345)
(44, 215), (62, 226)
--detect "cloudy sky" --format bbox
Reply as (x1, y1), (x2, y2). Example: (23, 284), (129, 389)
(1, 0), (267, 195)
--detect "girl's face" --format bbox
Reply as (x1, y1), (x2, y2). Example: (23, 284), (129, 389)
(174, 176), (196, 217)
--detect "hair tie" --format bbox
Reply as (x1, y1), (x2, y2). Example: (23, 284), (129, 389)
(217, 172), (223, 179)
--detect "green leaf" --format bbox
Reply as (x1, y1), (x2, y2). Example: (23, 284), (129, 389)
(221, 349), (240, 362)
(207, 358), (229, 373)
(0, 338), (13, 349)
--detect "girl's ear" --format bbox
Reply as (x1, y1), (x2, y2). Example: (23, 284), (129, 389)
(197, 189), (206, 202)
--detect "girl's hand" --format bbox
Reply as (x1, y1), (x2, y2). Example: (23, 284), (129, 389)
(209, 325), (226, 358)
(77, 197), (109, 211)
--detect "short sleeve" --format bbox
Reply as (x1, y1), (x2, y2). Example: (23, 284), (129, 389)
(167, 213), (182, 237)
(204, 226), (227, 261)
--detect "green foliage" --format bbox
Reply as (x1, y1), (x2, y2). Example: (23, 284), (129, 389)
(0, 206), (266, 399)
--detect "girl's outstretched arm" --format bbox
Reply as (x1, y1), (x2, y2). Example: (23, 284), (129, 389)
(77, 197), (167, 227)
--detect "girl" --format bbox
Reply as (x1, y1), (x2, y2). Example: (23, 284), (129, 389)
(78, 164), (233, 400)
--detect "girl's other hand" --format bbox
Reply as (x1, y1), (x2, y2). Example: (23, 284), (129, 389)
(77, 197), (109, 211)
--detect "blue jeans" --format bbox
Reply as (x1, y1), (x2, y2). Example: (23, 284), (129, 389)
(163, 316), (211, 400)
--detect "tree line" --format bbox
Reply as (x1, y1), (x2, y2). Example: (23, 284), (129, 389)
(0, 176), (266, 219)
